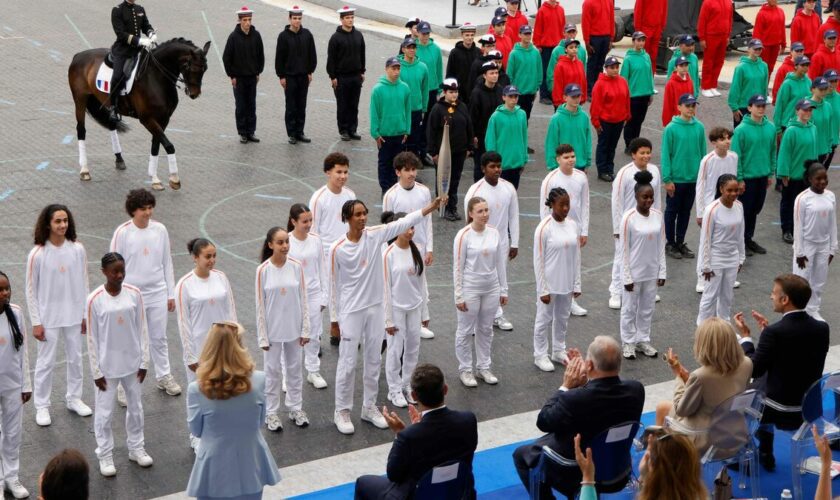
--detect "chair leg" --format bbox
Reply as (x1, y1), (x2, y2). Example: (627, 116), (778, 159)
(748, 452), (761, 499)
(791, 441), (804, 500)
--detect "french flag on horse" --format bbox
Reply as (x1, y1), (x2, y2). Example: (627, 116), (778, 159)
(96, 79), (109, 93)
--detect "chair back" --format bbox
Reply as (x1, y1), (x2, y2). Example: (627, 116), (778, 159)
(414, 459), (472, 500)
(802, 371), (840, 426)
(702, 389), (765, 463)
(586, 421), (642, 486)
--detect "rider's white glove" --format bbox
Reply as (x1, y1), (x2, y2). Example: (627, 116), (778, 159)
(138, 37), (153, 48)
(149, 32), (158, 43)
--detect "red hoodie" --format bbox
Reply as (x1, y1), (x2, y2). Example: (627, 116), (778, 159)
(533, 2), (567, 49)
(590, 73), (631, 127)
(809, 44), (840, 79)
(753, 4), (786, 47)
(493, 31), (514, 68)
(552, 55), (587, 106)
(773, 56), (795, 102)
(662, 71), (695, 126)
(634, 0), (668, 32)
(791, 9), (821, 55)
(817, 16), (840, 42)
(504, 11), (529, 43)
(698, 0), (733, 39)
(582, 0), (615, 43)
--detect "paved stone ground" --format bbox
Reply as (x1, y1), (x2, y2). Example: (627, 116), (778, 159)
(0, 0), (838, 498)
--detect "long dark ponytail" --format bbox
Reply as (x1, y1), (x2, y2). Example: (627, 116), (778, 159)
(260, 227), (285, 263)
(0, 271), (23, 351)
(287, 203), (311, 232)
(381, 212), (424, 276)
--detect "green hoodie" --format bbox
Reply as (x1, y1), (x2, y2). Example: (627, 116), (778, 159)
(661, 115), (706, 184)
(773, 72), (812, 133)
(620, 49), (655, 98)
(727, 56), (769, 111)
(809, 97), (837, 155)
(369, 75), (412, 138)
(731, 115), (777, 180)
(416, 39), (443, 90)
(547, 41), (587, 90)
(507, 43), (543, 95)
(398, 56), (430, 111)
(824, 89), (840, 146)
(545, 104), (591, 169)
(485, 104), (528, 170)
(667, 51), (700, 95)
(776, 119), (817, 180)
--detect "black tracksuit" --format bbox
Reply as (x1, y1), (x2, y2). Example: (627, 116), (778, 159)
(427, 98), (474, 211)
(110, 1), (153, 97)
(275, 25), (317, 139)
(446, 42), (481, 104)
(327, 26), (366, 135)
(469, 83), (503, 181)
(467, 55), (510, 94)
(223, 25), (265, 137)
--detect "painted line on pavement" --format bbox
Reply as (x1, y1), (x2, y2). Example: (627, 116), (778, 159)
(62, 135), (73, 144)
(254, 194), (293, 201)
(0, 189), (16, 201)
(65, 14), (92, 49)
(200, 11), (224, 67)
(36, 161), (49, 171)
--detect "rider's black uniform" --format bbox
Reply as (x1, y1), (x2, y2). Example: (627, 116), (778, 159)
(110, 0), (154, 119)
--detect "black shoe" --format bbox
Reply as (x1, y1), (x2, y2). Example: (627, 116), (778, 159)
(678, 243), (695, 259)
(108, 106), (121, 123)
(340, 132), (352, 141)
(443, 208), (462, 221)
(759, 452), (776, 472)
(330, 335), (340, 346)
(527, 146), (535, 154)
(539, 97), (553, 105)
(240, 135), (249, 144)
(296, 134), (311, 143)
(783, 232), (793, 244)
(746, 240), (767, 254)
(745, 246), (754, 257)
(598, 173), (614, 182)
(666, 243), (683, 259)
(247, 135), (260, 143)
(349, 132), (362, 140)
(288, 137), (298, 145)
(422, 154), (435, 167)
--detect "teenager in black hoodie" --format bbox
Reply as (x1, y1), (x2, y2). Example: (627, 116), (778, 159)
(469, 62), (504, 182)
(447, 24), (481, 104)
(275, 6), (317, 144)
(327, 7), (366, 141)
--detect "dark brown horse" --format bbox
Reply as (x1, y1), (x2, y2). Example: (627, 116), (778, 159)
(68, 38), (210, 190)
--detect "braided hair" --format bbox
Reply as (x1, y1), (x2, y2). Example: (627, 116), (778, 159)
(381, 212), (424, 276)
(544, 187), (569, 208)
(0, 271), (23, 351)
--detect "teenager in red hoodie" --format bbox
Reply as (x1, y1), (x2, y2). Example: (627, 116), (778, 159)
(662, 56), (696, 126)
(697, 0), (733, 96)
(633, 0), (668, 73)
(552, 39), (587, 106)
(491, 16), (514, 68)
(809, 30), (840, 78)
(773, 42), (806, 102)
(503, 1), (528, 43)
(817, 4), (840, 41)
(791, 0), (822, 57)
(534, 0), (566, 102)
(753, 0), (787, 74)
(590, 56), (631, 181)
(582, 0), (615, 95)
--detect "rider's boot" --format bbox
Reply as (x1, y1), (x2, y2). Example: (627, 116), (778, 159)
(108, 94), (121, 123)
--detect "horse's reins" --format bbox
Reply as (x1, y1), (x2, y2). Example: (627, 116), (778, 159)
(145, 43), (188, 90)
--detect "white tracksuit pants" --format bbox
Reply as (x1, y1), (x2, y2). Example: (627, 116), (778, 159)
(533, 293), (572, 359)
(0, 388), (23, 481)
(696, 266), (738, 325)
(304, 292), (324, 374)
(456, 292), (499, 372)
(145, 301), (172, 380)
(620, 280), (657, 344)
(34, 323), (84, 409)
(385, 305), (422, 395)
(609, 237), (622, 297)
(793, 241), (831, 318)
(495, 242), (510, 320)
(264, 341), (303, 414)
(335, 304), (385, 412)
(94, 373), (144, 459)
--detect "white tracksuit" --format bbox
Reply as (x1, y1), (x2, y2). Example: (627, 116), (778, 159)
(539, 168), (591, 236)
(330, 210), (425, 412)
(110, 220), (175, 380)
(383, 242), (428, 395)
(290, 232), (328, 374)
(0, 304), (31, 482)
(86, 284), (150, 460)
(609, 163), (661, 297)
(696, 200), (745, 325)
(25, 240), (89, 410)
(175, 269), (237, 384)
(793, 189), (838, 318)
(256, 258), (310, 414)
(309, 185), (356, 256)
(453, 224), (509, 372)
(695, 151), (738, 219)
(619, 209), (667, 345)
(533, 216), (581, 359)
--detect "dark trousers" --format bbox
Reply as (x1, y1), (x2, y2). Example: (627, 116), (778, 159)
(501, 166), (523, 190)
(233, 75), (258, 136)
(514, 439), (580, 499)
(586, 35), (612, 94)
(623, 96), (651, 148)
(519, 93), (535, 121)
(780, 179), (807, 234)
(738, 177), (769, 242)
(378, 136), (405, 194)
(354, 474), (411, 500)
(407, 110), (425, 158)
(444, 151), (468, 211)
(284, 74), (309, 138)
(539, 46), (557, 100)
(664, 182), (696, 246)
(335, 74), (363, 134)
(733, 107), (749, 129)
(820, 145), (837, 167)
(109, 53), (132, 102)
(595, 121), (625, 176)
(473, 142), (486, 182)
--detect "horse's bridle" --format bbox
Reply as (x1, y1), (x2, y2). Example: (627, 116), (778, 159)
(144, 45), (189, 91)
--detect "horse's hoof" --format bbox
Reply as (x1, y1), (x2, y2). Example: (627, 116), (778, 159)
(169, 178), (181, 190)
(80, 172), (91, 181)
(151, 181), (165, 191)
(115, 160), (126, 171)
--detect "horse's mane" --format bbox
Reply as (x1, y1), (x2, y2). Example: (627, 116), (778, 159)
(155, 37), (199, 51)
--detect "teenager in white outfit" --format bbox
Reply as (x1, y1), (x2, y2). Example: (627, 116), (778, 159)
(382, 152), (435, 339)
(288, 204), (329, 389)
(619, 170), (666, 360)
(696, 174), (746, 325)
(330, 195), (445, 434)
(464, 152), (519, 330)
(86, 253), (152, 478)
(0, 272), (32, 499)
(539, 145), (590, 316)
(256, 228), (311, 431)
(26, 204), (91, 428)
(532, 188), (581, 372)
(609, 139), (662, 309)
(110, 189), (180, 397)
(793, 162), (837, 322)
(453, 196), (509, 387)
(381, 211), (428, 408)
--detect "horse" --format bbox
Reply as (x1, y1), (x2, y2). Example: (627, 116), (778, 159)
(68, 38), (210, 190)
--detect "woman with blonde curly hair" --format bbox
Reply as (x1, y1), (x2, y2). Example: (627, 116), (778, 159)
(186, 321), (280, 500)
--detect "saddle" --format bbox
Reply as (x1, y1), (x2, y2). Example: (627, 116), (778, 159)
(95, 52), (141, 95)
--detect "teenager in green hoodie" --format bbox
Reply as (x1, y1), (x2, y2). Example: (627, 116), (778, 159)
(547, 24), (588, 92)
(398, 38), (431, 162)
(621, 31), (655, 153)
(661, 93), (706, 259)
(728, 39), (770, 127)
(667, 35), (700, 95)
(370, 57), (412, 195)
(545, 84), (592, 170)
(822, 69), (840, 166)
(778, 99), (818, 243)
(485, 85), (529, 188)
(808, 76), (838, 163)
(773, 55), (812, 134)
(733, 94), (776, 256)
(506, 25), (543, 122)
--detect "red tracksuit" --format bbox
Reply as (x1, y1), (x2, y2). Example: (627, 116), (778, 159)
(590, 73), (631, 128)
(634, 0), (669, 73)
(791, 9), (821, 57)
(552, 56), (587, 106)
(501, 11), (529, 44)
(533, 2), (566, 49)
(582, 0), (615, 43)
(493, 31), (514, 68)
(773, 56), (795, 102)
(817, 17), (840, 42)
(698, 0), (733, 90)
(662, 71), (696, 126)
(753, 3), (786, 74)
(809, 44), (840, 79)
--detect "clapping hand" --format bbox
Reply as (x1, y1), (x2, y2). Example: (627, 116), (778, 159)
(665, 348), (689, 382)
(381, 406), (406, 433)
(562, 355), (587, 390)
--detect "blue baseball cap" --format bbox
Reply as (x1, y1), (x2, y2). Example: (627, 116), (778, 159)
(748, 94), (768, 106)
(825, 29), (838, 39)
(678, 34), (696, 45)
(564, 83), (582, 97)
(385, 56), (401, 67)
(492, 16), (506, 26)
(401, 37), (417, 48)
(564, 38), (580, 47)
(417, 21), (431, 33)
(678, 93), (698, 105)
(632, 31), (647, 40)
(748, 38), (764, 49)
(675, 55), (690, 66)
(812, 76), (830, 89)
(795, 55), (811, 65)
(795, 98), (815, 110)
(791, 41), (806, 52)
(519, 24), (533, 35)
(502, 85), (520, 96)
(495, 6), (509, 17)
(604, 56), (620, 67)
(824, 69), (840, 81)
(564, 23), (577, 33)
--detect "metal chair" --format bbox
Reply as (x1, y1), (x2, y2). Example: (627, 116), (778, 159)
(528, 421), (642, 500)
(414, 458), (473, 500)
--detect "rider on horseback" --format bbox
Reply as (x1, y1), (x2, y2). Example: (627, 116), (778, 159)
(108, 0), (157, 122)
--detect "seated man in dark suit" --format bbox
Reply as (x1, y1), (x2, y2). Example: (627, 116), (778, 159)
(513, 335), (645, 499)
(733, 273), (830, 471)
(354, 363), (479, 500)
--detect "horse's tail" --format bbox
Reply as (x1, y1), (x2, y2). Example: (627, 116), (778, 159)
(85, 95), (128, 133)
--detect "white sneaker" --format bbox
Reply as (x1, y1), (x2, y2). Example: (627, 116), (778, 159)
(156, 374), (182, 396)
(307, 372), (328, 389)
(635, 341), (659, 357)
(711, 88), (721, 97)
(128, 448), (154, 467)
(622, 343), (637, 359)
(117, 384), (127, 407)
(655, 294), (661, 302)
(388, 391), (408, 408)
(460, 371), (478, 387)
(5, 478), (29, 499)
(734, 280), (741, 288)
(476, 369), (499, 385)
(99, 456), (117, 477)
(67, 399), (92, 417)
(701, 89), (715, 98)
(35, 408), (51, 427)
(189, 434), (200, 451)
(534, 355), (555, 372)
(493, 316), (513, 331)
(570, 300), (588, 316)
(361, 405), (388, 429)
(551, 350), (570, 366)
(420, 326), (435, 339)
(404, 387), (417, 405)
(608, 294), (621, 309)
(696, 279), (705, 293)
(265, 412), (283, 432)
(334, 409), (355, 434)
(289, 409), (310, 427)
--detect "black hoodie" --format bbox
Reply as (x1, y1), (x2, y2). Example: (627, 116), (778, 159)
(469, 83), (503, 143)
(426, 97), (474, 155)
(275, 25), (317, 77)
(222, 25), (265, 77)
(467, 54), (510, 94)
(326, 26), (365, 78)
(446, 41), (481, 103)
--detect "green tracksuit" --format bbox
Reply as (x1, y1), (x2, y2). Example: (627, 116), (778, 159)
(661, 115), (706, 184)
(824, 89), (840, 146)
(370, 76), (412, 138)
(485, 104), (528, 170)
(545, 104), (592, 170)
(666, 51), (700, 95)
(773, 72), (812, 133)
(398, 56), (430, 111)
(416, 39), (444, 90)
(728, 56), (769, 111)
(547, 41), (587, 91)
(620, 49), (655, 97)
(777, 119), (817, 180)
(507, 43), (544, 95)
(732, 115), (777, 179)
(810, 97), (837, 155)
